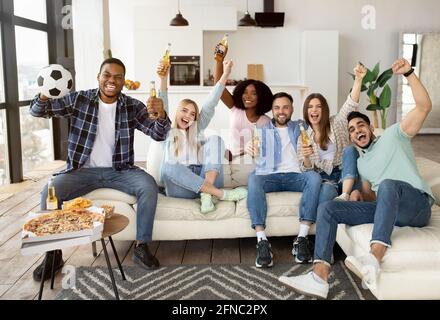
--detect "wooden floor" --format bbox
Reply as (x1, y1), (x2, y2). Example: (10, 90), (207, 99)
(0, 135), (438, 300)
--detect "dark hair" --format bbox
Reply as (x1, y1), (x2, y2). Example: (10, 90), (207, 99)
(303, 93), (331, 150)
(99, 58), (126, 75)
(273, 92), (293, 104)
(347, 111), (370, 125)
(232, 80), (273, 116)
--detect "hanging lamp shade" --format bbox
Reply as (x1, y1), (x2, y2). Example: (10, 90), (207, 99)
(238, 11), (257, 26)
(170, 0), (189, 26)
(170, 12), (189, 26)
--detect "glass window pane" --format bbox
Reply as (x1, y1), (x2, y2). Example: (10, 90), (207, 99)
(403, 33), (416, 45)
(14, 0), (47, 24)
(0, 109), (9, 186)
(15, 26), (49, 101)
(0, 24), (5, 103)
(20, 107), (54, 175)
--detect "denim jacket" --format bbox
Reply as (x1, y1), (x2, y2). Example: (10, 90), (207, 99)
(255, 119), (303, 175)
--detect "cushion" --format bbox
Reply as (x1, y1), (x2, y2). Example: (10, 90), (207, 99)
(84, 188), (137, 204)
(416, 157), (440, 205)
(229, 154), (257, 187)
(154, 194), (236, 221)
(236, 192), (302, 219)
(341, 204), (440, 273)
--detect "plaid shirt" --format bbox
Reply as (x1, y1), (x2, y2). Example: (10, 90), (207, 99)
(30, 89), (171, 174)
(297, 94), (359, 175)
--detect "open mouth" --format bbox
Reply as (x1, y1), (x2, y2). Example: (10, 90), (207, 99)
(357, 133), (367, 142)
(105, 84), (117, 92)
(310, 114), (319, 121)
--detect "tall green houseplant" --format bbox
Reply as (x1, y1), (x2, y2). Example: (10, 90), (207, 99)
(349, 62), (394, 129)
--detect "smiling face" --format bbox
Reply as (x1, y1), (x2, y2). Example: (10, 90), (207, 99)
(97, 63), (125, 103)
(307, 98), (323, 126)
(272, 97), (293, 127)
(176, 102), (197, 130)
(242, 84), (258, 109)
(348, 117), (375, 148)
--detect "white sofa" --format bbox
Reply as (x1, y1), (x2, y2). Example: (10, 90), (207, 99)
(84, 141), (440, 300)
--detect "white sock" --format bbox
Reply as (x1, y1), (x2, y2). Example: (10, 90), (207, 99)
(312, 272), (327, 284)
(256, 231), (267, 242)
(298, 223), (310, 238)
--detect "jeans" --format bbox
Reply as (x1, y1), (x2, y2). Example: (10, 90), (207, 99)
(319, 146), (360, 203)
(314, 179), (433, 264)
(41, 167), (159, 242)
(162, 136), (225, 199)
(247, 171), (322, 229)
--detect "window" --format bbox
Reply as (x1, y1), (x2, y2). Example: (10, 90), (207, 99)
(0, 24), (5, 103)
(15, 26), (49, 101)
(13, 0), (47, 24)
(0, 110), (9, 185)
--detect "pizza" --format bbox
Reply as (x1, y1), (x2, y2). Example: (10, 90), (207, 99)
(23, 208), (104, 236)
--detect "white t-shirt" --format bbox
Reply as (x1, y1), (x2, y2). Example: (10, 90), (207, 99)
(318, 142), (336, 162)
(273, 127), (301, 174)
(175, 129), (199, 166)
(85, 99), (117, 168)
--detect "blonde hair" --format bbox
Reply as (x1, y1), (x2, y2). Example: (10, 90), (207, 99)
(171, 99), (200, 158)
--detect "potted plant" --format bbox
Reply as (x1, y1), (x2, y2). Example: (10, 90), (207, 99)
(349, 62), (394, 128)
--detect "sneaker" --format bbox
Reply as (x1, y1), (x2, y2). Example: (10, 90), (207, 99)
(133, 243), (160, 270)
(200, 193), (215, 214)
(255, 240), (273, 268)
(33, 250), (64, 282)
(334, 193), (350, 201)
(279, 272), (329, 299)
(222, 187), (248, 201)
(345, 254), (380, 291)
(292, 236), (313, 264)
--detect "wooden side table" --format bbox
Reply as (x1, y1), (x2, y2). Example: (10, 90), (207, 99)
(38, 213), (129, 300)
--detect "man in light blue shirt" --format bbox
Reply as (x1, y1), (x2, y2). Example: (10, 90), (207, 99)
(279, 58), (434, 299)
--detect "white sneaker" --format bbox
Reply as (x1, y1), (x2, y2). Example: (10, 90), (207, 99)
(334, 193), (349, 201)
(345, 254), (380, 291)
(278, 272), (329, 299)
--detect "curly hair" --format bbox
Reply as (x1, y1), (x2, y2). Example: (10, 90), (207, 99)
(232, 80), (273, 116)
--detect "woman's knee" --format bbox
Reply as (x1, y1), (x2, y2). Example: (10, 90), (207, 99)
(343, 145), (359, 159)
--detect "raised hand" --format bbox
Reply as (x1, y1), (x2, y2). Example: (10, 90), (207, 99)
(301, 144), (314, 158)
(146, 97), (166, 120)
(354, 62), (367, 80)
(392, 58), (412, 75)
(157, 62), (169, 79)
(223, 60), (233, 76)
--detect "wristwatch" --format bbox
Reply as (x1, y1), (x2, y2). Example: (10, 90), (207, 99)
(404, 68), (415, 77)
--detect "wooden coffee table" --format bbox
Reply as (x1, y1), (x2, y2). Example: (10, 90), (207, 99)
(38, 213), (129, 300)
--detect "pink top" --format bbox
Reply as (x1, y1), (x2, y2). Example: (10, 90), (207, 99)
(229, 107), (271, 156)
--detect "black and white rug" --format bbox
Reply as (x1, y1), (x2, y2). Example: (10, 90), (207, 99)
(55, 262), (374, 300)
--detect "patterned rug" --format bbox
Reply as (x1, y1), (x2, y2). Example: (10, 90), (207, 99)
(55, 262), (374, 300)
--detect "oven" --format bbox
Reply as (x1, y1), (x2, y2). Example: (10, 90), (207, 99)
(170, 56), (201, 86)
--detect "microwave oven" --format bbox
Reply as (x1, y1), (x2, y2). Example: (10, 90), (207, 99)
(170, 56), (200, 86)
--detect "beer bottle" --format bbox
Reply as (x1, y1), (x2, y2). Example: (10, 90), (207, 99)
(299, 123), (311, 146)
(158, 43), (171, 77)
(46, 177), (58, 211)
(214, 34), (229, 62)
(148, 81), (158, 120)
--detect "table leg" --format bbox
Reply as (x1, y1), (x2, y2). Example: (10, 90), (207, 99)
(108, 236), (126, 281)
(92, 241), (98, 257)
(38, 251), (50, 300)
(50, 250), (56, 289)
(100, 238), (120, 300)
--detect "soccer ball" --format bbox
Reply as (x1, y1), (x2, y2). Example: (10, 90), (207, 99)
(37, 64), (73, 99)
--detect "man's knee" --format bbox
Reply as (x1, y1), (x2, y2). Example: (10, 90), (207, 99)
(317, 201), (336, 222)
(305, 171), (321, 185)
(133, 171), (159, 194)
(378, 179), (398, 194)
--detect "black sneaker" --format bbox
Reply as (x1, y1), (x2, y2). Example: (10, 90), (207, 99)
(292, 236), (313, 264)
(133, 243), (160, 270)
(33, 250), (64, 282)
(255, 240), (273, 268)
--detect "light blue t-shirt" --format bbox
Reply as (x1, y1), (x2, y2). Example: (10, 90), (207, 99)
(358, 123), (434, 201)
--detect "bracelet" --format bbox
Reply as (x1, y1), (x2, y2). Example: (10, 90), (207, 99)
(404, 68), (415, 77)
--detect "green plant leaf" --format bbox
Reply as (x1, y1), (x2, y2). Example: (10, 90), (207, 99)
(361, 85), (368, 92)
(363, 69), (375, 84)
(371, 62), (380, 82)
(377, 68), (393, 87)
(379, 84), (392, 109)
(366, 104), (380, 111)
